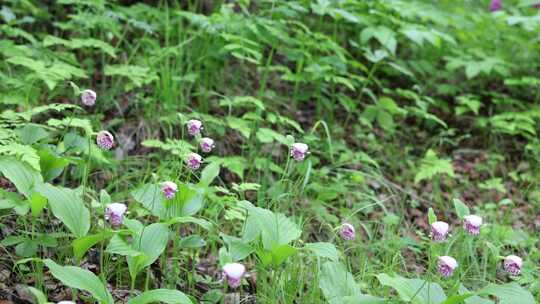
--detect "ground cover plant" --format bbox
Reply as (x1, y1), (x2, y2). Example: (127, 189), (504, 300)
(0, 0), (539, 303)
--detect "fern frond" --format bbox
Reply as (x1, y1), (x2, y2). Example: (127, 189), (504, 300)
(414, 149), (454, 183)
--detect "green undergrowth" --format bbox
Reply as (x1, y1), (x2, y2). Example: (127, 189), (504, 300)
(0, 0), (539, 303)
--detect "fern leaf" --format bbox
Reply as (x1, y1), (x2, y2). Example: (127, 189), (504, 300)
(414, 149), (454, 183)
(0, 143), (41, 172)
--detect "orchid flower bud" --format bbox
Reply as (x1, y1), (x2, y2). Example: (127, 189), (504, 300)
(105, 203), (127, 228)
(187, 119), (203, 136)
(463, 215), (482, 235)
(186, 152), (203, 170)
(161, 181), (178, 199)
(503, 255), (523, 275)
(489, 0), (502, 11)
(222, 263), (246, 288)
(96, 131), (114, 150)
(437, 256), (458, 278)
(81, 89), (96, 106)
(431, 221), (449, 242)
(339, 223), (356, 241)
(200, 137), (215, 153)
(290, 143), (309, 161)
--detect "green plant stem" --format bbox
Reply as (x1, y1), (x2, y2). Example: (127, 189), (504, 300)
(145, 267), (150, 291)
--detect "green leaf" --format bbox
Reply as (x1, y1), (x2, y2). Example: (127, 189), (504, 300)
(0, 191), (29, 215)
(401, 26), (444, 47)
(458, 285), (493, 304)
(305, 242), (340, 261)
(219, 96), (265, 111)
(227, 241), (254, 262)
(387, 62), (414, 78)
(128, 289), (193, 304)
(465, 62), (482, 79)
(453, 198), (470, 219)
(428, 208), (437, 225)
(35, 183), (90, 238)
(127, 223), (170, 281)
(124, 218), (144, 234)
(16, 239), (38, 257)
(100, 189), (111, 206)
(226, 117), (252, 138)
(26, 286), (48, 304)
(221, 157), (247, 179)
(132, 184), (165, 217)
(377, 273), (446, 304)
(440, 294), (475, 304)
(0, 144), (41, 172)
(6, 57), (86, 90)
(239, 201), (301, 250)
(1, 235), (25, 246)
(414, 149), (455, 183)
(43, 35), (116, 58)
(378, 97), (405, 115)
(165, 184), (204, 218)
(256, 128), (288, 144)
(16, 124), (49, 145)
(199, 162), (220, 187)
(0, 157), (43, 198)
(376, 110), (394, 131)
(360, 26), (397, 55)
(341, 295), (386, 304)
(141, 139), (194, 156)
(105, 64), (157, 88)
(166, 216), (212, 230)
(44, 259), (114, 304)
(478, 178), (506, 193)
(477, 283), (534, 304)
(179, 235), (206, 248)
(29, 192), (47, 217)
(263, 244), (298, 266)
(361, 106), (378, 122)
(73, 230), (114, 260)
(38, 148), (70, 182)
(319, 261), (362, 304)
(106, 234), (144, 257)
(47, 117), (93, 136)
(6, 103), (80, 122)
(332, 9), (360, 24)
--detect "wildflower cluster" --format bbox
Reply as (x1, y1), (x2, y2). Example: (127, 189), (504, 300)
(428, 214), (523, 278)
(91, 108), (313, 289)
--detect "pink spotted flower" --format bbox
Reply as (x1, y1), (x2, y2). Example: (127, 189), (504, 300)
(339, 223), (356, 241)
(222, 263), (246, 288)
(290, 143), (309, 161)
(81, 89), (96, 106)
(463, 215), (482, 236)
(200, 137), (215, 153)
(186, 152), (203, 170)
(431, 221), (449, 242)
(96, 130), (114, 150)
(503, 255), (522, 275)
(490, 0), (502, 11)
(437, 256), (458, 278)
(161, 181), (178, 199)
(187, 119), (203, 136)
(105, 203), (127, 228)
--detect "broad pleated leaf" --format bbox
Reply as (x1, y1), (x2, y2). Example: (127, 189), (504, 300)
(36, 183), (90, 238)
(44, 259), (113, 304)
(128, 289), (193, 304)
